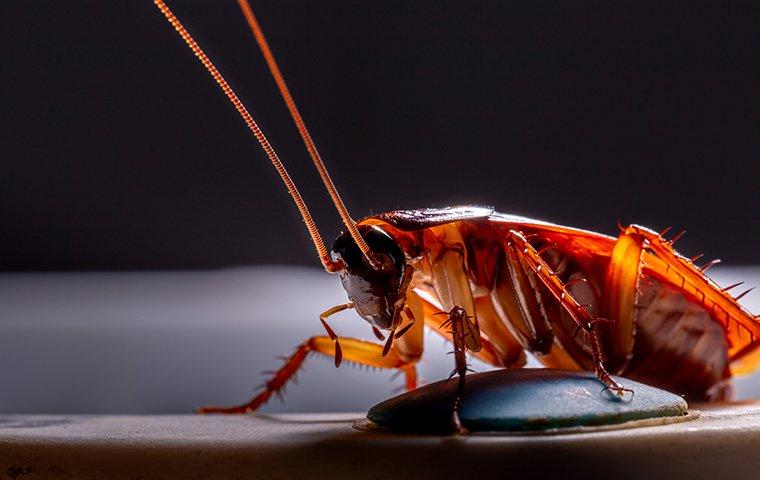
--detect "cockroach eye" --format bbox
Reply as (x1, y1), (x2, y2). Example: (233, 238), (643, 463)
(330, 225), (406, 330)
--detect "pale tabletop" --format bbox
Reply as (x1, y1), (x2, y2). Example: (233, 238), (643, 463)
(2, 403), (760, 480)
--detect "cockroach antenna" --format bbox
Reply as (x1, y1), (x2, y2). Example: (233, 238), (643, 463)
(235, 0), (381, 270)
(152, 0), (376, 272)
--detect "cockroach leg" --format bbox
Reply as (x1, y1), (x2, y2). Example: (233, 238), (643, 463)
(447, 308), (468, 435)
(427, 317), (505, 368)
(394, 307), (417, 339)
(389, 365), (418, 389)
(372, 326), (386, 341)
(197, 336), (415, 414)
(382, 332), (395, 357)
(394, 320), (415, 339)
(590, 328), (634, 400)
(406, 365), (418, 390)
(318, 303), (353, 367)
(391, 265), (415, 324)
(443, 306), (479, 435)
(378, 265), (417, 358)
(507, 230), (634, 399)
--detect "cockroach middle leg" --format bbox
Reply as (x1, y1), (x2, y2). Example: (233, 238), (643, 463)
(441, 306), (477, 435)
(197, 336), (417, 414)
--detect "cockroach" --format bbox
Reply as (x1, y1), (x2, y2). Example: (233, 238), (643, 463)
(153, 0), (759, 432)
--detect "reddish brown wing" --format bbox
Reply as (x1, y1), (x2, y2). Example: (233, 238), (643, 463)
(369, 206), (494, 230)
(487, 212), (618, 266)
(367, 207), (618, 260)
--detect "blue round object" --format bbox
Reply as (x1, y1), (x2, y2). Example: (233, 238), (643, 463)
(367, 368), (688, 433)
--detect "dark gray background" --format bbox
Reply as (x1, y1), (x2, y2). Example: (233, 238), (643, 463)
(2, 1), (759, 271)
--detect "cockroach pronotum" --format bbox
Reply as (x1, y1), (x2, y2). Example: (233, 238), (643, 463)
(152, 0), (759, 433)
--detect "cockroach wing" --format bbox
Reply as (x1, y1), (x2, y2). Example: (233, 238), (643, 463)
(370, 206), (494, 231)
(487, 213), (618, 260)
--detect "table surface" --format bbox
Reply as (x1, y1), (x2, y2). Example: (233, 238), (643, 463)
(2, 403), (760, 480)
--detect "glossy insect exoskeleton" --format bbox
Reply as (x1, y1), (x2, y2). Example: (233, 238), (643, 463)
(153, 1), (759, 432)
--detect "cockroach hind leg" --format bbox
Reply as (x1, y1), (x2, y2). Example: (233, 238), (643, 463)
(506, 230), (638, 405)
(584, 320), (634, 401)
(601, 384), (635, 402)
(591, 330), (635, 402)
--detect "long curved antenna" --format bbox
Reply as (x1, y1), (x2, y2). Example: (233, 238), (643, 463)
(152, 0), (342, 273)
(236, 0), (380, 269)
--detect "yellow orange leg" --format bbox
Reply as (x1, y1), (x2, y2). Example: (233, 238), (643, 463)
(506, 230), (631, 396)
(197, 336), (417, 414)
(598, 230), (646, 373)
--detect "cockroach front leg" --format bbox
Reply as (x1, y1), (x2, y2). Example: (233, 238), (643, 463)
(317, 302), (354, 367)
(197, 335), (418, 414)
(507, 230), (633, 399)
(197, 303), (418, 414)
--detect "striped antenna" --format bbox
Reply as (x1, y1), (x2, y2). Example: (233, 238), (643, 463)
(236, 0), (380, 269)
(152, 0), (342, 272)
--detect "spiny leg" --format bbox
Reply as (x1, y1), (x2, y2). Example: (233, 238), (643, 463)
(197, 336), (416, 414)
(415, 283), (520, 368)
(427, 318), (502, 367)
(507, 230), (632, 398)
(424, 237), (484, 432)
(440, 306), (480, 434)
(390, 364), (419, 392)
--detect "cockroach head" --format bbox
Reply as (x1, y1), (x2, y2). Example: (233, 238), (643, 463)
(330, 225), (406, 330)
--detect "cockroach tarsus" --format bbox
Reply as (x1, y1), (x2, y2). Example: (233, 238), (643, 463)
(152, 0), (759, 431)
